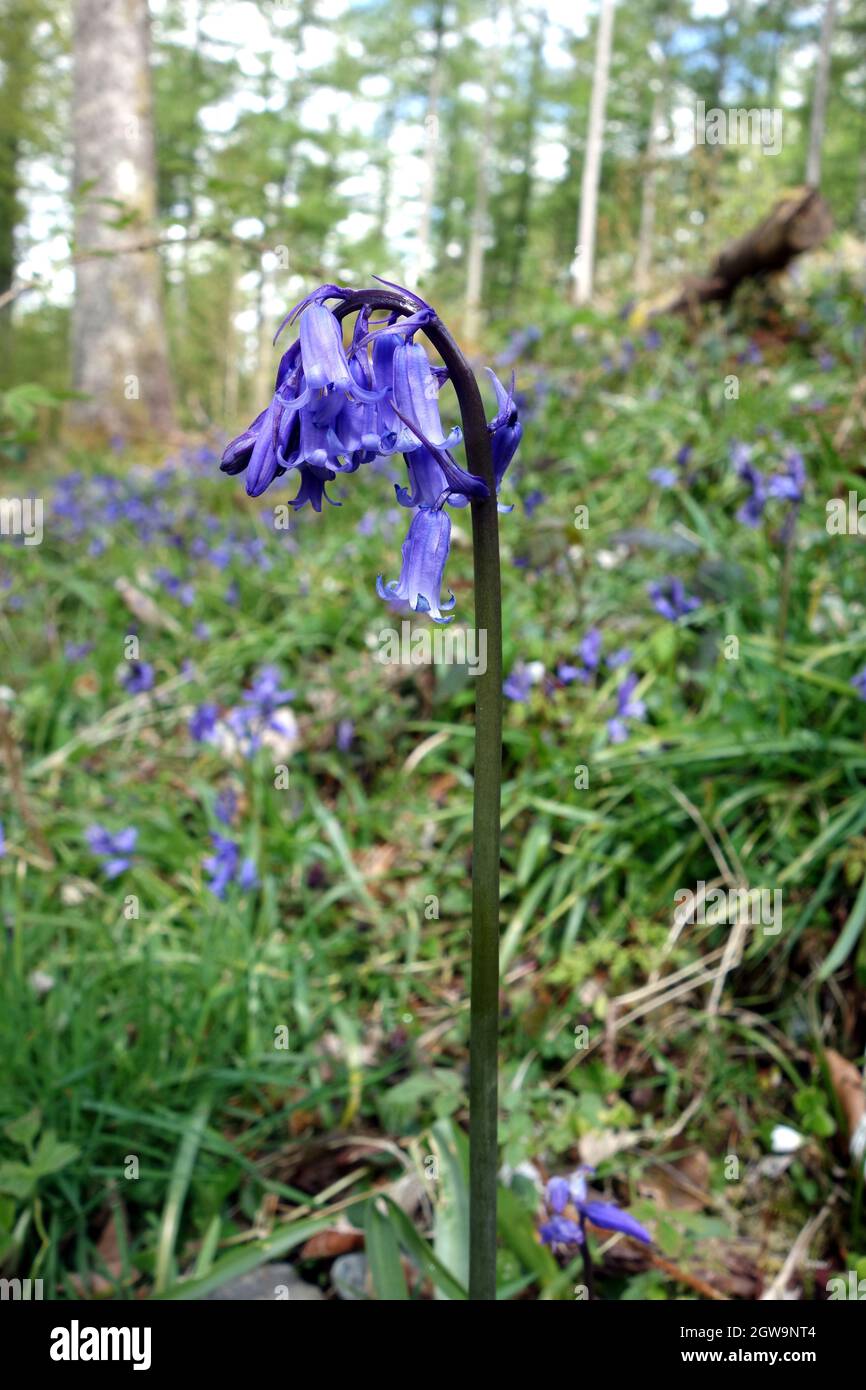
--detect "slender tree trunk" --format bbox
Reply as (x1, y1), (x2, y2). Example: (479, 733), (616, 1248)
(572, 0), (616, 305)
(71, 0), (174, 437)
(415, 0), (446, 288)
(806, 0), (837, 188)
(634, 82), (664, 294)
(507, 12), (544, 297)
(464, 48), (498, 343)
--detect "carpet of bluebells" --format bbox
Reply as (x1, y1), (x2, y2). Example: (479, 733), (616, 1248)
(2, 266), (866, 1299)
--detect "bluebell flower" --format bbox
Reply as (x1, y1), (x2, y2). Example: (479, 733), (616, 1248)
(648, 578), (700, 622)
(523, 489), (545, 516)
(607, 646), (632, 670)
(65, 641), (94, 662)
(215, 788), (237, 826)
(539, 1170), (651, 1251)
(503, 661), (542, 702)
(649, 467), (678, 489)
(120, 661), (155, 694)
(571, 626), (602, 683)
(86, 824), (138, 879)
(767, 449), (806, 503)
(202, 833), (258, 899)
(486, 369), (522, 495)
(377, 507), (455, 623)
(228, 666), (297, 753)
(190, 703), (219, 743)
(850, 668), (866, 701)
(607, 673), (647, 743)
(220, 281), (520, 621)
(0, 821), (5, 858)
(557, 662), (582, 684)
(336, 719), (354, 751)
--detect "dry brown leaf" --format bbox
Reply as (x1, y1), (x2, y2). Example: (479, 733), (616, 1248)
(824, 1048), (865, 1151)
(300, 1228), (364, 1259)
(638, 1151), (711, 1212)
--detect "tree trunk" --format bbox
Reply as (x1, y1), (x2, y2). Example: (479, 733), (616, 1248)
(414, 0), (446, 289)
(634, 81), (664, 295)
(71, 0), (173, 437)
(572, 0), (616, 305)
(806, 0), (837, 188)
(464, 43), (498, 343)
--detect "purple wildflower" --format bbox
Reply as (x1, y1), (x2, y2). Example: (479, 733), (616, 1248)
(850, 668), (866, 702)
(203, 833), (258, 899)
(607, 672), (647, 744)
(120, 660), (155, 694)
(64, 641), (94, 662)
(539, 1170), (651, 1251)
(647, 578), (700, 622)
(377, 507), (455, 623)
(503, 661), (539, 703)
(189, 703), (219, 743)
(766, 449), (806, 503)
(220, 281), (520, 621)
(86, 824), (138, 879)
(336, 719), (355, 751)
(649, 467), (678, 489)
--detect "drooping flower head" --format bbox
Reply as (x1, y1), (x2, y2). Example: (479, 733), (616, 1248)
(220, 282), (520, 621)
(538, 1168), (651, 1252)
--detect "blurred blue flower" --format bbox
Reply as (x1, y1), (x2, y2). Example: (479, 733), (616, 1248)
(607, 672), (647, 744)
(86, 824), (138, 879)
(190, 703), (219, 743)
(65, 641), (94, 662)
(203, 833), (258, 899)
(215, 788), (237, 826)
(767, 449), (806, 503)
(649, 467), (678, 489)
(120, 661), (155, 694)
(503, 661), (537, 702)
(850, 668), (866, 701)
(648, 578), (700, 622)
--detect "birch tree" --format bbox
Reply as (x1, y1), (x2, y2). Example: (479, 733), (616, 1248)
(71, 0), (173, 436)
(806, 0), (837, 188)
(572, 0), (616, 305)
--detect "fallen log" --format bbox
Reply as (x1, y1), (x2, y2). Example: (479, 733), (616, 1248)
(649, 187), (832, 318)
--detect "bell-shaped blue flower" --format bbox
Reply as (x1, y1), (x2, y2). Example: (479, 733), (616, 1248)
(377, 506), (455, 623)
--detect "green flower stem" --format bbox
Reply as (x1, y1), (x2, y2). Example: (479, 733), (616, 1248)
(337, 291), (502, 1301)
